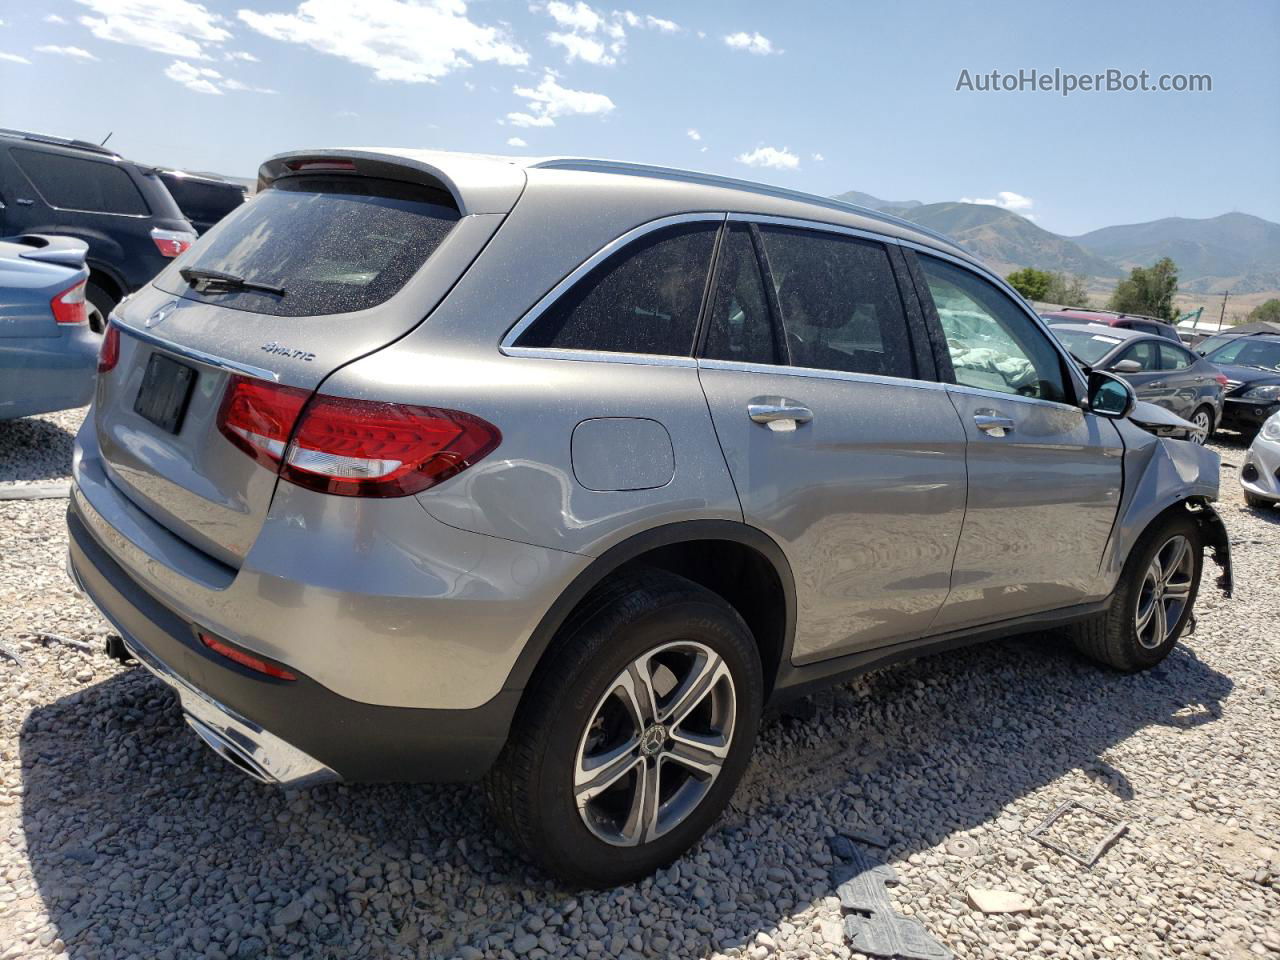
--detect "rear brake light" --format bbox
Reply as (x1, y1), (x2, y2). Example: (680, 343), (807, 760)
(216, 375), (501, 497)
(286, 158), (357, 173)
(97, 323), (120, 373)
(198, 631), (297, 681)
(1215, 374), (1229, 387)
(51, 279), (87, 325)
(150, 227), (196, 258)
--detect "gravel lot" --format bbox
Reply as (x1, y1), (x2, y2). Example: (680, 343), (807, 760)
(1, 407), (1277, 960)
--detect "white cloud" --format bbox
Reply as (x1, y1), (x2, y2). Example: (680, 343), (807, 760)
(686, 128), (701, 141)
(547, 30), (613, 65)
(812, 152), (824, 162)
(960, 190), (1034, 214)
(224, 49), (257, 61)
(238, 0), (528, 83)
(74, 0), (231, 59)
(545, 1), (603, 33)
(645, 15), (679, 32)
(506, 136), (527, 147)
(724, 31), (777, 55)
(736, 145), (799, 170)
(165, 58), (275, 94)
(507, 71), (614, 127)
(0, 52), (31, 64)
(36, 44), (100, 60)
(165, 60), (223, 94)
(45, 14), (70, 24)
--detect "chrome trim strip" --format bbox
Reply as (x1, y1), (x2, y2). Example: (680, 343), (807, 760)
(500, 211), (727, 350)
(697, 357), (947, 391)
(944, 381), (1084, 413)
(115, 316), (281, 383)
(726, 212), (903, 247)
(501, 346), (698, 367)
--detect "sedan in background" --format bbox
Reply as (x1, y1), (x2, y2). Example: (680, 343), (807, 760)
(0, 234), (100, 420)
(1202, 333), (1280, 438)
(1050, 323), (1225, 442)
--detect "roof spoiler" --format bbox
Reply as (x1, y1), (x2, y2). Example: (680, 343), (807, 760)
(10, 233), (89, 268)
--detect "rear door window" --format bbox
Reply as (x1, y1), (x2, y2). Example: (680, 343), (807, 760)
(757, 225), (914, 378)
(514, 221), (718, 356)
(1158, 342), (1195, 370)
(1119, 341), (1159, 370)
(12, 147), (149, 215)
(158, 176), (460, 317)
(702, 223), (778, 365)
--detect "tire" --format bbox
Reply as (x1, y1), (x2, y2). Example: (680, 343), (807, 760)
(485, 569), (764, 887)
(1244, 490), (1275, 509)
(1070, 513), (1202, 671)
(85, 281), (116, 334)
(1188, 406), (1214, 444)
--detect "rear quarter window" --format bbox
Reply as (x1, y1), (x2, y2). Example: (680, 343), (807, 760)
(158, 175), (460, 317)
(12, 147), (150, 216)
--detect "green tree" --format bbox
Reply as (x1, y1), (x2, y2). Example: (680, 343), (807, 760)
(1108, 257), (1179, 321)
(1248, 298), (1280, 324)
(1044, 271), (1091, 308)
(1006, 267), (1052, 301)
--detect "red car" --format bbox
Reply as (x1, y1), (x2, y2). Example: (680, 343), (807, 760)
(1043, 308), (1181, 343)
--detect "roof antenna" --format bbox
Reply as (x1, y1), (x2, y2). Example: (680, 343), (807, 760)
(100, 131), (113, 146)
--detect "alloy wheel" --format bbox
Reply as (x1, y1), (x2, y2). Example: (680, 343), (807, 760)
(1134, 535), (1194, 649)
(574, 641), (736, 847)
(1190, 410), (1211, 444)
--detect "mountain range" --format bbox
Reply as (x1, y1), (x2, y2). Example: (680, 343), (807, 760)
(833, 190), (1280, 294)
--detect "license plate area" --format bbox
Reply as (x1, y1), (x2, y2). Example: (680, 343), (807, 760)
(134, 353), (197, 434)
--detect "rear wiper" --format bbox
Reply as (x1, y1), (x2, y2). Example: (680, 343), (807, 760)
(180, 266), (285, 297)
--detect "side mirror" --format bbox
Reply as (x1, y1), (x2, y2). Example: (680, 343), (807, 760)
(1110, 359), (1143, 374)
(1087, 370), (1136, 418)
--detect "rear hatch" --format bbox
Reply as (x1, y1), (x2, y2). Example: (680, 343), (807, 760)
(93, 150), (523, 567)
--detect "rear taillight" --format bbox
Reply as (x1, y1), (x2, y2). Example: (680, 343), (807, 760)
(150, 227), (196, 258)
(1215, 373), (1229, 387)
(198, 630), (297, 681)
(51, 279), (87, 325)
(286, 158), (357, 173)
(98, 323), (120, 373)
(216, 375), (501, 497)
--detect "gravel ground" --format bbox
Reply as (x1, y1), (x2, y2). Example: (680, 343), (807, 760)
(1, 408), (1277, 960)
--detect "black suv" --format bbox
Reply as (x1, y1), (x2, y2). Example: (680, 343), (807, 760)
(0, 129), (196, 330)
(157, 170), (247, 235)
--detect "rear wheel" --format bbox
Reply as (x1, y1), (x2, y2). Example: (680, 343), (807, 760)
(486, 570), (763, 887)
(1188, 406), (1214, 444)
(1071, 514), (1202, 671)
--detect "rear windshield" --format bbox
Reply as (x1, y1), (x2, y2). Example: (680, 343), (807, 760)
(1051, 327), (1124, 366)
(161, 174), (245, 222)
(158, 175), (460, 317)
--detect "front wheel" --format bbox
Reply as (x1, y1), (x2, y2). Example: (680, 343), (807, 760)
(1071, 514), (1202, 671)
(1188, 406), (1214, 445)
(485, 570), (763, 887)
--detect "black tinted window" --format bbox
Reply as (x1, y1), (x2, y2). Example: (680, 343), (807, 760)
(516, 222), (717, 356)
(158, 176), (459, 318)
(703, 224), (776, 365)
(758, 225), (913, 378)
(918, 255), (1068, 403)
(161, 174), (244, 225)
(12, 148), (149, 215)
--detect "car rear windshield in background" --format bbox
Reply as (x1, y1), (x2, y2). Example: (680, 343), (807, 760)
(1051, 327), (1124, 366)
(158, 176), (460, 317)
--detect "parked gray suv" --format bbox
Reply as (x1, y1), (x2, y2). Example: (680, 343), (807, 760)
(66, 150), (1232, 887)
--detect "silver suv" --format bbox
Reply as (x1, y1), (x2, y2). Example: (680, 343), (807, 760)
(67, 149), (1233, 887)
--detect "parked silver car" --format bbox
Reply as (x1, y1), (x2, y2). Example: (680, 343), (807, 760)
(0, 234), (99, 420)
(1049, 323), (1226, 442)
(66, 150), (1233, 886)
(1240, 411), (1280, 508)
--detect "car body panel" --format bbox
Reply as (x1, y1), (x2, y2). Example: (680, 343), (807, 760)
(1241, 414), (1280, 503)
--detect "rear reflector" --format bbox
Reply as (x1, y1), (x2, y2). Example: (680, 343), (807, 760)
(1215, 373), (1229, 387)
(216, 375), (502, 497)
(150, 226), (197, 258)
(98, 323), (120, 373)
(198, 631), (297, 681)
(50, 278), (88, 325)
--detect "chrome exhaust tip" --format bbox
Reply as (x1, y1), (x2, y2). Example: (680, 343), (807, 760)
(184, 713), (276, 784)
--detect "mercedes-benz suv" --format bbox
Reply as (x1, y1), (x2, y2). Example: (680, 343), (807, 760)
(67, 149), (1232, 886)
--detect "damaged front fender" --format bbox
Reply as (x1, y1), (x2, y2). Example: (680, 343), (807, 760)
(1104, 421), (1233, 598)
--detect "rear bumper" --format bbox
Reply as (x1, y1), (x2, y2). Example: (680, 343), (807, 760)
(67, 502), (522, 783)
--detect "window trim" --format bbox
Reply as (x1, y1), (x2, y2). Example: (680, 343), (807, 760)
(901, 243), (1090, 410)
(500, 212), (726, 364)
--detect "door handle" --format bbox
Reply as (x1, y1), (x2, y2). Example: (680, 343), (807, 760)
(748, 398), (813, 431)
(13, 198), (34, 207)
(973, 412), (1015, 437)
(1148, 380), (1165, 388)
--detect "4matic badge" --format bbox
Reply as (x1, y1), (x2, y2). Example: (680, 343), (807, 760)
(260, 341), (316, 362)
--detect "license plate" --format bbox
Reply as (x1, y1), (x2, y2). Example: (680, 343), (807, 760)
(134, 353), (197, 434)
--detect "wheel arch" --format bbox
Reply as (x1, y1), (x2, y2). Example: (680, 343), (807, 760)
(502, 520), (797, 701)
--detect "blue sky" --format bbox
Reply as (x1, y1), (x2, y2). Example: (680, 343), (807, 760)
(1, 0), (1276, 235)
